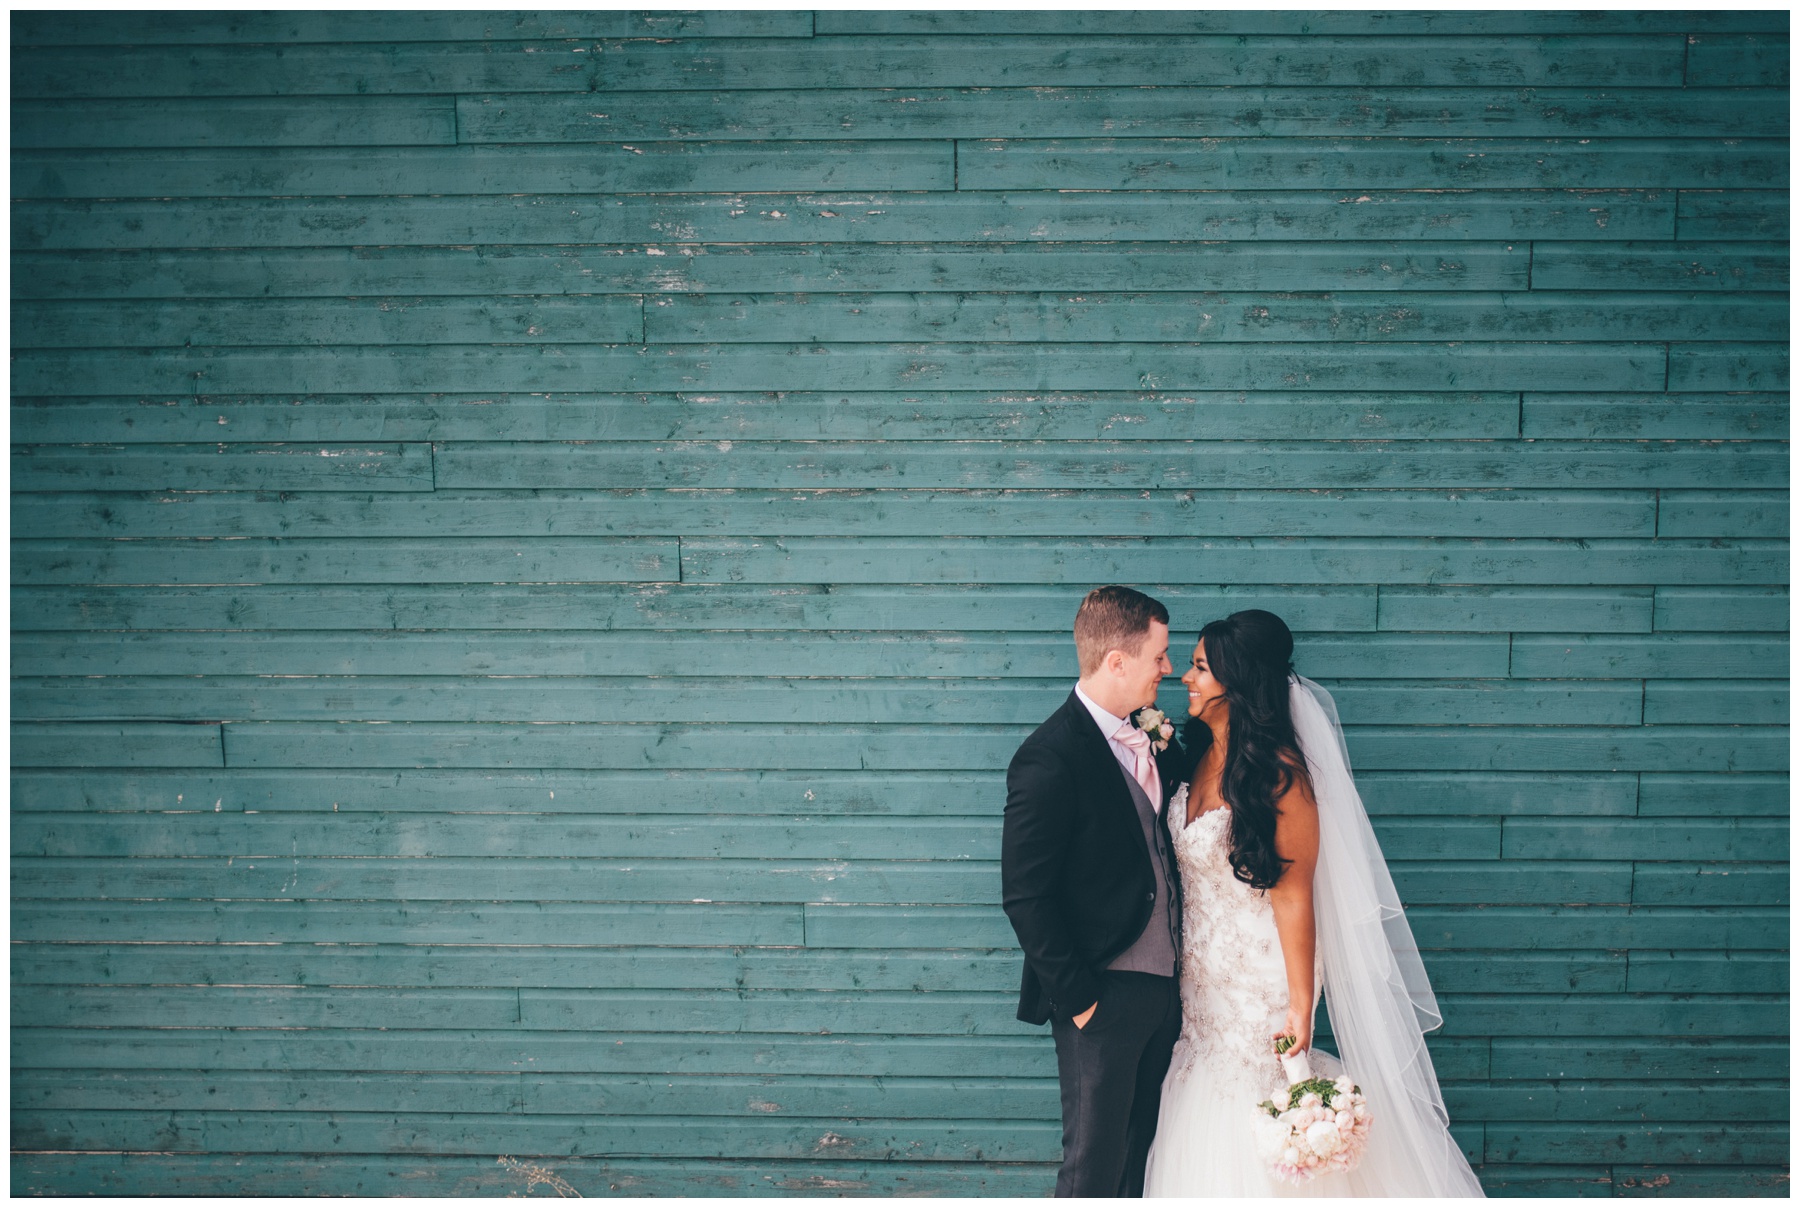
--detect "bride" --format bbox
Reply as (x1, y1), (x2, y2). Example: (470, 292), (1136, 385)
(1143, 610), (1485, 1197)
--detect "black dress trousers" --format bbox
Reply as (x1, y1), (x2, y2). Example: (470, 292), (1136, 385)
(1048, 969), (1182, 1198)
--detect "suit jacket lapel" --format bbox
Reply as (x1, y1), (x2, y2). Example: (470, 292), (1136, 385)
(1063, 691), (1139, 824)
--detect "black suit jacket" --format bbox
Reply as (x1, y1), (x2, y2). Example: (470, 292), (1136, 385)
(1001, 690), (1189, 1025)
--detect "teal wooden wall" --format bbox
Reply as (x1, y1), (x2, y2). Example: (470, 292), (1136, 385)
(11, 10), (1789, 1197)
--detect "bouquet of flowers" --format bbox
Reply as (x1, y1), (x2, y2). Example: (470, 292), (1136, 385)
(1251, 1035), (1372, 1184)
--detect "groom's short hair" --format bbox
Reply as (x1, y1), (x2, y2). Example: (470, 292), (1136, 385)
(1074, 585), (1170, 674)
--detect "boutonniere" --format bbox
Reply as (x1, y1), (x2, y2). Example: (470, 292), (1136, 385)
(1132, 706), (1175, 754)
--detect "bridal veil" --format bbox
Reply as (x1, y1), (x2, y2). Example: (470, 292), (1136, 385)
(1291, 674), (1487, 1197)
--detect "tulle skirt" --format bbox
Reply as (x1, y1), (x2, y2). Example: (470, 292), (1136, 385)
(1144, 1046), (1368, 1198)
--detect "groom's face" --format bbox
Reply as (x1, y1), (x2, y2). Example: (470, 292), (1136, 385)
(1114, 619), (1172, 711)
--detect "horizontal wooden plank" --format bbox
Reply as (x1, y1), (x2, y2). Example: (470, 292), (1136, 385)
(1432, 994), (1785, 1039)
(1644, 680), (1788, 725)
(12, 900), (804, 946)
(1658, 491), (1789, 539)
(12, 488), (1655, 541)
(1487, 1122), (1787, 1165)
(1612, 1166), (1793, 1197)
(12, 444), (434, 494)
(1472, 1165), (1613, 1197)
(13, 1069), (1070, 1121)
(471, 86), (1792, 143)
(12, 985), (1054, 1036)
(27, 1152), (1057, 1198)
(12, 242), (1533, 298)
(9, 1027), (1064, 1077)
(12, 11), (814, 43)
(1521, 393), (1788, 440)
(10, 675), (1647, 727)
(960, 138), (1784, 191)
(1358, 723), (1785, 773)
(15, 41), (607, 98)
(431, 441), (1778, 492)
(13, 538), (680, 586)
(1636, 773), (1790, 817)
(1654, 587), (1789, 634)
(20, 533), (1768, 594)
(460, 86), (1788, 142)
(9, 945), (1029, 993)
(1491, 1038), (1789, 1081)
(1504, 819), (1787, 862)
(9, 1152), (1056, 1198)
(1630, 865), (1789, 907)
(4, 768), (1010, 816)
(9, 631), (1509, 679)
(1529, 241), (1787, 291)
(12, 36), (1689, 97)
(1386, 862), (1633, 906)
(676, 537), (1785, 586)
(817, 13), (1786, 35)
(13, 191), (1677, 252)
(645, 291), (1785, 344)
(12, 814), (1012, 861)
(1378, 586), (1654, 633)
(587, 35), (1691, 90)
(1511, 634), (1789, 679)
(11, 1106), (1061, 1160)
(11, 342), (1666, 396)
(13, 297), (646, 348)
(10, 394), (1527, 444)
(1626, 951), (1788, 994)
(1410, 906), (1788, 951)
(13, 143), (955, 200)
(1685, 32), (1789, 87)
(5, 582), (1380, 634)
(1455, 1080), (1788, 1123)
(12, 97), (457, 149)
(1666, 343), (1789, 392)
(1358, 772), (1638, 816)
(1677, 189), (1788, 240)
(11, 722), (221, 769)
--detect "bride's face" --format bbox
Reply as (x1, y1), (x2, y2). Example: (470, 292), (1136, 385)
(1181, 639), (1226, 717)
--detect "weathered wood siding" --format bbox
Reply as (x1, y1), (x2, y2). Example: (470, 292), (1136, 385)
(11, 10), (1789, 1197)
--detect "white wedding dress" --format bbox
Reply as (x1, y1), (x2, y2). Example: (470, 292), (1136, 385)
(1143, 677), (1486, 1198)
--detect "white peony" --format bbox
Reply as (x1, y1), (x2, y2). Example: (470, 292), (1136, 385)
(1305, 1120), (1344, 1156)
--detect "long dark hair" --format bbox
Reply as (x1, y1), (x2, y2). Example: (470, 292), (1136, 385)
(1184, 609), (1312, 890)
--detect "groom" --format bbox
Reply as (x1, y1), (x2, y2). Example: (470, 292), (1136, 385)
(1002, 585), (1187, 1197)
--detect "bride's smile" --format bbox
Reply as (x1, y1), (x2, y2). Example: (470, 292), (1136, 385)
(1180, 640), (1226, 718)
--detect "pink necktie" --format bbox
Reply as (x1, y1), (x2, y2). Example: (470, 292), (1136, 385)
(1113, 723), (1162, 813)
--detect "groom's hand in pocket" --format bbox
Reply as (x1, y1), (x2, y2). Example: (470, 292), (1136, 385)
(1073, 1001), (1098, 1030)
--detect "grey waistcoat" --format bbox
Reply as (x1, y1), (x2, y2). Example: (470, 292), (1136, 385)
(1105, 770), (1180, 977)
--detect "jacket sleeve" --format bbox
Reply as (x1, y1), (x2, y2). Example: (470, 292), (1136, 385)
(1002, 740), (1101, 1021)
